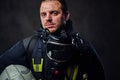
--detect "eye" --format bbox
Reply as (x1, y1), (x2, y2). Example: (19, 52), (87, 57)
(40, 12), (46, 17)
(51, 11), (59, 16)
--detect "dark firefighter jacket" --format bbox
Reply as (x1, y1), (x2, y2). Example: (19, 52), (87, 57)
(0, 20), (105, 80)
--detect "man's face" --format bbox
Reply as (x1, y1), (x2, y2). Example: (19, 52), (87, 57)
(40, 1), (68, 33)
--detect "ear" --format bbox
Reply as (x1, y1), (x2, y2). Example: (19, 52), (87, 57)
(65, 11), (70, 21)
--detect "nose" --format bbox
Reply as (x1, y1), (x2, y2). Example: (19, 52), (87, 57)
(45, 14), (52, 22)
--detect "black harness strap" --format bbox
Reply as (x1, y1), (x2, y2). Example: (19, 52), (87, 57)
(23, 36), (38, 69)
(23, 36), (32, 51)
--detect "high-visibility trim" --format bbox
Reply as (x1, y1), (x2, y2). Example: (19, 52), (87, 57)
(67, 66), (71, 77)
(32, 58), (36, 71)
(65, 65), (79, 80)
(72, 65), (79, 80)
(32, 58), (43, 72)
(64, 66), (71, 80)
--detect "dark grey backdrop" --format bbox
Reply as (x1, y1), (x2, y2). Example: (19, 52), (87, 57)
(0, 0), (120, 80)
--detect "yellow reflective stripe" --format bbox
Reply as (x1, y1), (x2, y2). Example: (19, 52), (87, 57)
(38, 58), (43, 72)
(32, 58), (36, 71)
(64, 77), (67, 80)
(64, 65), (79, 80)
(64, 66), (71, 80)
(67, 66), (71, 77)
(32, 58), (43, 72)
(72, 65), (79, 80)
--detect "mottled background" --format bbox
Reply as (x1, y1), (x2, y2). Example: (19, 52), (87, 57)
(0, 0), (120, 80)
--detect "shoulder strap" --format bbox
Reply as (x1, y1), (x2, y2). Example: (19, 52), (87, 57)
(23, 36), (32, 51)
(23, 36), (38, 68)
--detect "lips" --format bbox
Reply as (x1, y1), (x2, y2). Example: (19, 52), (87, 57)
(45, 23), (55, 28)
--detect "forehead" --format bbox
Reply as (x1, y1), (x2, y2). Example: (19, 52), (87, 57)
(40, 1), (62, 12)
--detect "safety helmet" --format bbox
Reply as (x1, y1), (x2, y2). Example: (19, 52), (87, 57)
(0, 64), (35, 80)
